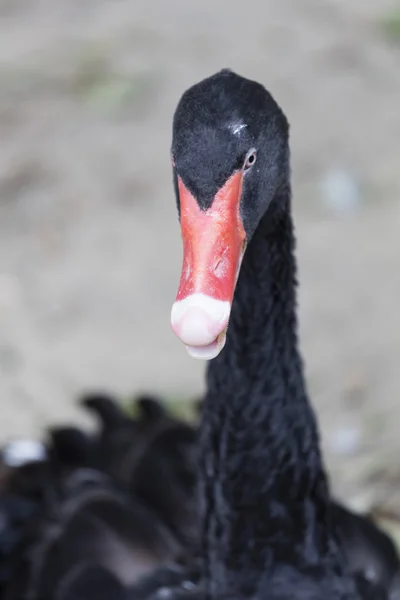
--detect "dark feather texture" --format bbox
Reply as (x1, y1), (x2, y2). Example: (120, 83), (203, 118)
(171, 69), (399, 599)
(0, 390), (398, 599)
(0, 394), (198, 599)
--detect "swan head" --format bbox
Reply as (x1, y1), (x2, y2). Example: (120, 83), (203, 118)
(170, 69), (289, 360)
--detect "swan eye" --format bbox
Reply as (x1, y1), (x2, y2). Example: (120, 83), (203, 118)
(244, 150), (257, 171)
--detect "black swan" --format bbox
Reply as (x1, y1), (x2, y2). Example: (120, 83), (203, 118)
(169, 69), (398, 599)
(0, 394), (197, 599)
(82, 393), (198, 548)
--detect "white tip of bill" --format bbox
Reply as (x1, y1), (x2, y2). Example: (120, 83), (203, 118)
(171, 293), (230, 360)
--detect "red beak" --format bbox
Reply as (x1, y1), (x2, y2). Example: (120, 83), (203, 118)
(171, 171), (246, 359)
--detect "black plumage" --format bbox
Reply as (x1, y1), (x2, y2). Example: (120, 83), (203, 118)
(171, 69), (399, 599)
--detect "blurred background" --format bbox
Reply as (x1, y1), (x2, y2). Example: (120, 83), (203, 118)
(0, 0), (399, 523)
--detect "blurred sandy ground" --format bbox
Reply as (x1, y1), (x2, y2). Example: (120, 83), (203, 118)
(0, 0), (400, 514)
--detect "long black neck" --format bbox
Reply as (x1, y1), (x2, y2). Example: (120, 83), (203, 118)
(199, 188), (342, 597)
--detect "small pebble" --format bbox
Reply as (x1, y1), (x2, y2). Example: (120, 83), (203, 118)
(320, 168), (361, 215)
(2, 438), (47, 467)
(328, 425), (362, 456)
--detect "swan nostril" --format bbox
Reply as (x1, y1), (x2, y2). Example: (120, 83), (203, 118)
(214, 255), (228, 279)
(213, 257), (222, 273)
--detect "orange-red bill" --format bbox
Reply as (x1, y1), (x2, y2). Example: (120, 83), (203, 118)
(171, 171), (246, 359)
(176, 170), (246, 302)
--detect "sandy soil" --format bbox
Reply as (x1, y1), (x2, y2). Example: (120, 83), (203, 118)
(0, 0), (400, 515)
